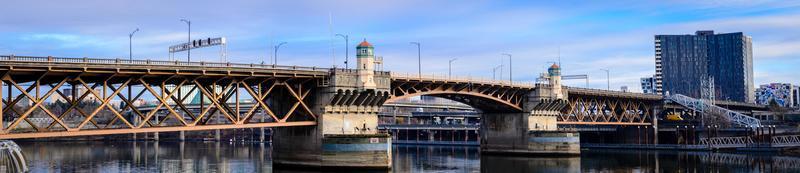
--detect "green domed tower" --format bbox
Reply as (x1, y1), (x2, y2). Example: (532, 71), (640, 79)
(356, 39), (376, 89)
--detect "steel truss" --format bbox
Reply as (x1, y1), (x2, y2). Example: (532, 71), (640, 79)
(0, 59), (320, 139)
(560, 94), (654, 125)
(389, 79), (529, 113)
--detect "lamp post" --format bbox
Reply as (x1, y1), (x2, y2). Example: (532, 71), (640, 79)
(600, 68), (610, 90)
(410, 42), (421, 78)
(129, 28), (139, 62)
(493, 65), (503, 80)
(128, 27), (139, 140)
(180, 19), (191, 62)
(335, 34), (349, 69)
(448, 58), (457, 79)
(502, 53), (512, 84)
(274, 42), (287, 65)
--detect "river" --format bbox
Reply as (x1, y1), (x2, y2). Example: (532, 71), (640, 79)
(18, 141), (800, 172)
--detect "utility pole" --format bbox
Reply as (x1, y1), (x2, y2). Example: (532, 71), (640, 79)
(274, 42), (287, 65)
(600, 68), (610, 90)
(410, 42), (421, 78)
(180, 19), (191, 62)
(335, 34), (349, 69)
(502, 53), (512, 84)
(448, 58), (457, 79)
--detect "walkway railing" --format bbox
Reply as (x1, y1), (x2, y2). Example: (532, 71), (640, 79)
(700, 136), (754, 149)
(390, 72), (534, 88)
(0, 55), (330, 72)
(699, 135), (800, 149)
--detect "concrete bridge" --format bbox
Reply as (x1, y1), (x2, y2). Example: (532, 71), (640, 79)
(0, 40), (763, 169)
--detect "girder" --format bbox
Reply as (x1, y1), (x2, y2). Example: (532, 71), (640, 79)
(388, 78), (530, 113)
(0, 56), (321, 139)
(560, 92), (657, 125)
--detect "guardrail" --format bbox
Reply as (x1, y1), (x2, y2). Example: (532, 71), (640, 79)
(390, 72), (534, 88)
(0, 55), (330, 72)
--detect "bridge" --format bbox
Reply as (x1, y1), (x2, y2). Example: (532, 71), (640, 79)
(0, 40), (766, 168)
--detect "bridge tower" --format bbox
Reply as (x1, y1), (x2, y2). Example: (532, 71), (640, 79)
(356, 39), (377, 89)
(272, 39), (393, 169)
(481, 63), (580, 155)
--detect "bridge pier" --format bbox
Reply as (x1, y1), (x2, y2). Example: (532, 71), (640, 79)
(272, 88), (392, 169)
(481, 64), (579, 155)
(272, 50), (393, 169)
(481, 112), (580, 155)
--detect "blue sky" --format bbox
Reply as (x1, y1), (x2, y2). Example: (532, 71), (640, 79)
(1, 0), (799, 91)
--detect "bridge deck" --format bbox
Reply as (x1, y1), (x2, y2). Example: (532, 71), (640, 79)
(0, 55), (329, 82)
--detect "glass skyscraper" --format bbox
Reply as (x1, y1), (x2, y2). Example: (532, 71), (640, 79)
(655, 30), (754, 103)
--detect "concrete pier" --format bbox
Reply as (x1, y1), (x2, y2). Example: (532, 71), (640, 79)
(272, 40), (392, 169)
(481, 113), (580, 155)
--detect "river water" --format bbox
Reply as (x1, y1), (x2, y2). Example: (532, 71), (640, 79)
(18, 141), (800, 172)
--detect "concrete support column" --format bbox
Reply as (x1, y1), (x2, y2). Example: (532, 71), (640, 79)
(272, 87), (391, 169)
(179, 131), (185, 141)
(481, 112), (579, 155)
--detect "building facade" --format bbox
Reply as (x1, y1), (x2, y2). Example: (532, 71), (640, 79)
(640, 75), (657, 94)
(755, 83), (800, 108)
(655, 30), (754, 102)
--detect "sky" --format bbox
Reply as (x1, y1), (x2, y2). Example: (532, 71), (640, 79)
(1, 0), (799, 92)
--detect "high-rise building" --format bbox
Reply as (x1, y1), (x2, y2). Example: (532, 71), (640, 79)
(640, 75), (656, 94)
(755, 83), (800, 108)
(655, 30), (754, 102)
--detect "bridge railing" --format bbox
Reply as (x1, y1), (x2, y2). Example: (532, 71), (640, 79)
(390, 72), (534, 88)
(0, 55), (330, 72)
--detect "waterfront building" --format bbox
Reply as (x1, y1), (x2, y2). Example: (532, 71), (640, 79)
(49, 86), (101, 104)
(640, 75), (657, 94)
(755, 83), (800, 108)
(655, 30), (754, 102)
(378, 97), (480, 145)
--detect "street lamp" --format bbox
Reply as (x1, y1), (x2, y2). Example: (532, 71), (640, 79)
(335, 34), (349, 69)
(128, 27), (139, 136)
(502, 53), (512, 84)
(129, 28), (139, 62)
(600, 68), (610, 90)
(274, 42), (288, 65)
(180, 19), (191, 62)
(410, 42), (421, 78)
(493, 65), (503, 80)
(448, 58), (458, 79)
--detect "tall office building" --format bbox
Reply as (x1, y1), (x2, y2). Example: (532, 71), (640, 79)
(655, 30), (754, 103)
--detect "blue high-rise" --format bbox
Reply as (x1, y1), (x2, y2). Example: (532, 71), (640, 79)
(655, 30), (754, 103)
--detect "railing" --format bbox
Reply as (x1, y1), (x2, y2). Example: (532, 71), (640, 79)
(699, 135), (800, 148)
(390, 72), (534, 88)
(666, 94), (761, 127)
(772, 135), (800, 147)
(700, 136), (754, 148)
(0, 55), (330, 72)
(564, 86), (663, 99)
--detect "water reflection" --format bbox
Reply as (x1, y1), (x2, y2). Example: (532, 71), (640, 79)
(22, 141), (271, 172)
(18, 141), (800, 172)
